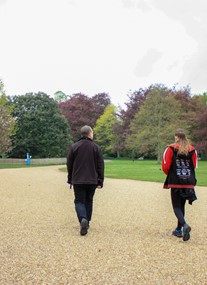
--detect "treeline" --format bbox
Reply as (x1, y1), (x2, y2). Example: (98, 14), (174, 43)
(1, 80), (207, 159)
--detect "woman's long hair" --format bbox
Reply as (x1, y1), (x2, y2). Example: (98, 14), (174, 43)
(175, 129), (191, 156)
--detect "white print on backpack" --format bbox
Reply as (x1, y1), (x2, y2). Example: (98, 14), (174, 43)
(176, 158), (191, 178)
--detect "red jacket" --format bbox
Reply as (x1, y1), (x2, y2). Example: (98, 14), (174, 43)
(162, 143), (197, 175)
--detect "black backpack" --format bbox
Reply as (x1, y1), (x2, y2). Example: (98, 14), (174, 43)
(170, 146), (196, 186)
(164, 146), (197, 188)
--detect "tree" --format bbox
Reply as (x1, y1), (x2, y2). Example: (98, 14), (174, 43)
(118, 84), (163, 156)
(91, 93), (111, 122)
(54, 90), (68, 103)
(8, 92), (72, 158)
(169, 88), (207, 157)
(126, 86), (184, 162)
(170, 85), (198, 133)
(191, 93), (207, 158)
(59, 93), (94, 141)
(193, 109), (207, 157)
(94, 105), (119, 156)
(0, 80), (16, 157)
(59, 92), (111, 141)
(123, 88), (149, 129)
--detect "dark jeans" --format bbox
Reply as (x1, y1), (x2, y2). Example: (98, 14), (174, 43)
(171, 188), (186, 229)
(73, 184), (96, 223)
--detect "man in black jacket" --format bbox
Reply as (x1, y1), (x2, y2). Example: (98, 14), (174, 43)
(67, 125), (104, 236)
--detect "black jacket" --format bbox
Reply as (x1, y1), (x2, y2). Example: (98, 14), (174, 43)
(67, 137), (104, 187)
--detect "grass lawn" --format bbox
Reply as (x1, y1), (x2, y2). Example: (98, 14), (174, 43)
(0, 163), (65, 169)
(1, 159), (206, 187)
(105, 160), (165, 182)
(59, 159), (207, 187)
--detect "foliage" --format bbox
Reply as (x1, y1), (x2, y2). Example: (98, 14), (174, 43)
(170, 85), (199, 133)
(59, 92), (111, 141)
(111, 112), (125, 157)
(8, 92), (72, 158)
(123, 85), (156, 129)
(126, 85), (184, 161)
(54, 90), (68, 103)
(2, 81), (207, 159)
(0, 80), (16, 156)
(191, 93), (207, 157)
(94, 105), (119, 156)
(193, 109), (207, 157)
(118, 84), (165, 156)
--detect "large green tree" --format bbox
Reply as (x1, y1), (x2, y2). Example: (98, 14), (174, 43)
(0, 80), (16, 157)
(94, 105), (119, 157)
(8, 92), (72, 158)
(118, 84), (167, 156)
(126, 86), (184, 162)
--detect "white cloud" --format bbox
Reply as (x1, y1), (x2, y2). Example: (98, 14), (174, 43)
(134, 48), (163, 77)
(0, 0), (206, 107)
(148, 0), (207, 94)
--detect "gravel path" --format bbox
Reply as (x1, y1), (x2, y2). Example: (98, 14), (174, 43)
(0, 166), (207, 285)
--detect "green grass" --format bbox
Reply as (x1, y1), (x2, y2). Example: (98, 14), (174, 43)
(104, 159), (207, 186)
(60, 159), (207, 187)
(1, 159), (206, 187)
(195, 161), (207, 186)
(104, 160), (165, 182)
(0, 163), (64, 169)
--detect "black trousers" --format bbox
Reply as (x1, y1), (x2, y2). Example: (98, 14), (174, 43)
(171, 188), (186, 229)
(73, 184), (96, 223)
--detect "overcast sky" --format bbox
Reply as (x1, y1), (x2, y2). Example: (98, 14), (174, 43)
(1, 0), (207, 106)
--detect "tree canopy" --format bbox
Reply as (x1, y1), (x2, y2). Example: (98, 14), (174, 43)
(192, 93), (207, 157)
(59, 92), (111, 141)
(54, 90), (68, 103)
(1, 82), (207, 159)
(0, 80), (16, 157)
(126, 85), (185, 161)
(94, 105), (119, 156)
(8, 92), (72, 158)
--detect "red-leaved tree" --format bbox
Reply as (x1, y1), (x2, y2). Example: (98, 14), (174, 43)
(59, 92), (111, 141)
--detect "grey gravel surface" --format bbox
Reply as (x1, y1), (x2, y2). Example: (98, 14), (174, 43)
(0, 166), (207, 285)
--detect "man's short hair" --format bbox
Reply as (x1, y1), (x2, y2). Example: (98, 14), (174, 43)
(81, 125), (93, 137)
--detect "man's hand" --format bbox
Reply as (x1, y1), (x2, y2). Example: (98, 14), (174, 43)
(96, 185), (102, 189)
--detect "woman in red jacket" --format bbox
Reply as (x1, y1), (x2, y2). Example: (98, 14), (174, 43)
(162, 129), (197, 241)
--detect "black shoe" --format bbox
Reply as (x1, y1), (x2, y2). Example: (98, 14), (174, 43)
(80, 218), (89, 236)
(172, 229), (183, 238)
(183, 224), (191, 241)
